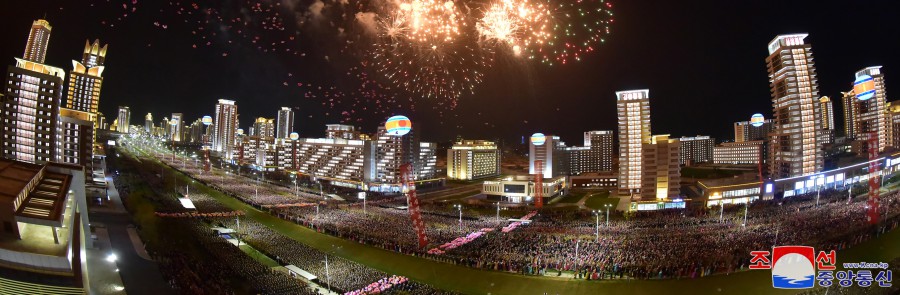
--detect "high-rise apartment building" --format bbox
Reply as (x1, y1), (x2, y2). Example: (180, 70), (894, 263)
(616, 89), (652, 195)
(817, 96), (835, 145)
(22, 19), (51, 64)
(144, 113), (153, 134)
(641, 135), (681, 200)
(116, 106), (130, 133)
(766, 34), (822, 178)
(1, 58), (65, 164)
(447, 140), (501, 180)
(251, 117), (275, 138)
(843, 91), (859, 140)
(889, 102), (900, 149)
(734, 119), (775, 142)
(189, 119), (204, 143)
(529, 134), (564, 178)
(65, 40), (107, 120)
(374, 125), (419, 183)
(170, 113), (183, 142)
(58, 108), (94, 169)
(213, 99), (238, 159)
(418, 142), (437, 180)
(678, 136), (714, 165)
(276, 107), (294, 139)
(563, 131), (614, 175)
(326, 124), (362, 140)
(853, 66), (890, 151)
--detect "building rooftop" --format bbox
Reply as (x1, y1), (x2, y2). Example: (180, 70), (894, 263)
(0, 159), (74, 224)
(0, 160), (44, 202)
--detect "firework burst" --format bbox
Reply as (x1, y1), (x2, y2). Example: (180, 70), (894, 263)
(534, 0), (614, 65)
(372, 0), (488, 101)
(476, 0), (552, 56)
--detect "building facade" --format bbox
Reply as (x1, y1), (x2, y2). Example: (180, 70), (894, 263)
(616, 89), (652, 195)
(57, 108), (94, 169)
(170, 113), (183, 142)
(22, 19), (51, 64)
(734, 119), (775, 142)
(326, 124), (363, 140)
(447, 140), (501, 180)
(144, 113), (153, 134)
(854, 66), (890, 151)
(563, 130), (614, 175)
(766, 34), (822, 178)
(251, 117), (275, 138)
(212, 99), (238, 159)
(843, 91), (859, 140)
(713, 141), (764, 165)
(817, 96), (835, 145)
(529, 134), (564, 178)
(65, 39), (107, 122)
(116, 106), (130, 133)
(276, 107), (294, 140)
(1, 58), (65, 164)
(640, 135), (681, 200)
(678, 135), (714, 165)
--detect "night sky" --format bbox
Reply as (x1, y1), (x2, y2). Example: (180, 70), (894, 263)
(1, 0), (898, 145)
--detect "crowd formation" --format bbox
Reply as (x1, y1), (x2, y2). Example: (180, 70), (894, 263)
(126, 142), (900, 288)
(112, 145), (455, 294)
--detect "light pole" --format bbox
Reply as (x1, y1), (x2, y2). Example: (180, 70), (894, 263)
(816, 185), (821, 208)
(324, 254), (330, 291)
(358, 192), (367, 214)
(742, 202), (748, 227)
(315, 204), (320, 219)
(848, 185), (853, 203)
(719, 202), (724, 223)
(496, 202), (500, 222)
(592, 210), (599, 242)
(604, 204), (612, 227)
(454, 204), (462, 230)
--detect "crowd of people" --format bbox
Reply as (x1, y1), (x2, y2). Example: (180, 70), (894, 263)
(129, 141), (900, 287)
(113, 145), (456, 294)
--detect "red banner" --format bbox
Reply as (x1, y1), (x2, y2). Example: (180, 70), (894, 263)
(401, 163), (428, 248)
(867, 132), (880, 224)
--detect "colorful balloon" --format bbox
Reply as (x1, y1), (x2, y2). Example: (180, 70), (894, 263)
(531, 133), (545, 146)
(750, 113), (765, 127)
(854, 75), (876, 101)
(385, 115), (412, 136)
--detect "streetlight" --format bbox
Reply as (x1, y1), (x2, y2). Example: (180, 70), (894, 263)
(592, 210), (600, 242)
(358, 192), (367, 214)
(604, 204), (612, 227)
(848, 185), (853, 203)
(496, 202), (501, 222)
(719, 201), (724, 223)
(742, 202), (748, 227)
(816, 185), (821, 208)
(454, 204), (462, 230)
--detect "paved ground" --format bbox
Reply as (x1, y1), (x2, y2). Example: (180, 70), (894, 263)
(87, 175), (174, 295)
(86, 225), (126, 294)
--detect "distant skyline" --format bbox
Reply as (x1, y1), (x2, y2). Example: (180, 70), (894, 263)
(1, 1), (898, 145)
